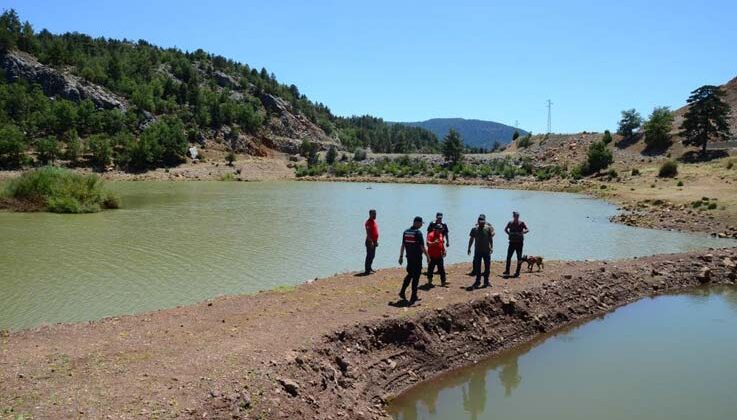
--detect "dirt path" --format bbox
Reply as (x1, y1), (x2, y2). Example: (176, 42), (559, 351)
(2, 250), (736, 419)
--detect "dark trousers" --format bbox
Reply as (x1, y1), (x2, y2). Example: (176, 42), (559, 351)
(473, 252), (491, 285)
(401, 258), (422, 301)
(505, 242), (524, 275)
(365, 240), (376, 272)
(427, 257), (446, 285)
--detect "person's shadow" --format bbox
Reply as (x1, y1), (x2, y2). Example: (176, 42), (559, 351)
(388, 300), (410, 308)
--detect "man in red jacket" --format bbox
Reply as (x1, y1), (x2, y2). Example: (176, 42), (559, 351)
(364, 209), (379, 275)
(426, 223), (447, 287)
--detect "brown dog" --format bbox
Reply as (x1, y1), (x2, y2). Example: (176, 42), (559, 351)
(521, 255), (544, 272)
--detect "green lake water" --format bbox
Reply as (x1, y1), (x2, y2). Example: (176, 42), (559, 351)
(389, 287), (737, 420)
(0, 181), (733, 330)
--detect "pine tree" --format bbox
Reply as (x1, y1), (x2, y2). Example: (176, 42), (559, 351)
(442, 129), (463, 165)
(680, 85), (732, 155)
(325, 145), (337, 165)
(617, 109), (642, 138)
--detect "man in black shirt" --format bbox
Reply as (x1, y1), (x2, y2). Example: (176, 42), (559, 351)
(503, 211), (530, 278)
(399, 216), (430, 305)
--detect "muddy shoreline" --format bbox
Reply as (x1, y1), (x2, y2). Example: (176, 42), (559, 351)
(2, 250), (736, 419)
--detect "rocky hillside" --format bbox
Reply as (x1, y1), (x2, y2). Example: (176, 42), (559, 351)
(0, 9), (438, 172)
(399, 117), (527, 149)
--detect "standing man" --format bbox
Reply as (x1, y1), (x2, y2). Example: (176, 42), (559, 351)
(467, 214), (495, 289)
(427, 212), (450, 248)
(364, 209), (379, 275)
(503, 211), (529, 278)
(426, 223), (447, 288)
(427, 212), (449, 275)
(399, 216), (430, 305)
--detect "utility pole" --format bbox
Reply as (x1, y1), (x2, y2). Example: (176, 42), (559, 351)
(546, 99), (552, 134)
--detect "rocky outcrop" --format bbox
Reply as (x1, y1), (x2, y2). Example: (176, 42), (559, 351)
(1, 50), (127, 111)
(213, 70), (239, 89)
(259, 93), (339, 154)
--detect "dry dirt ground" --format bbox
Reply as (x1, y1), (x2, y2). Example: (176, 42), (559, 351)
(2, 250), (736, 419)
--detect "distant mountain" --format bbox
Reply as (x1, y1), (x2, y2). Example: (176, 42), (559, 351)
(398, 118), (528, 149)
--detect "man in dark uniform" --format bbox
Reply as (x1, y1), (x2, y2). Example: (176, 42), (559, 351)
(503, 211), (529, 278)
(398, 216), (430, 306)
(467, 214), (495, 289)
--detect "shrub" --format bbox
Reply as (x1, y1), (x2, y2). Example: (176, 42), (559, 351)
(225, 151), (236, 166)
(570, 164), (585, 180)
(325, 145), (337, 165)
(708, 202), (718, 210)
(0, 125), (28, 169)
(517, 135), (532, 149)
(677, 180), (684, 186)
(65, 136), (82, 164)
(585, 141), (613, 174)
(602, 130), (613, 145)
(88, 134), (113, 169)
(658, 160), (678, 178)
(606, 168), (619, 180)
(138, 118), (188, 167)
(2, 167), (120, 213)
(727, 161), (734, 170)
(631, 168), (640, 176)
(36, 137), (60, 165)
(643, 107), (674, 150)
(353, 147), (367, 161)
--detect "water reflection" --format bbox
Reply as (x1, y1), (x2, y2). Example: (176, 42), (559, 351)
(389, 288), (737, 420)
(462, 370), (487, 420)
(498, 358), (521, 397)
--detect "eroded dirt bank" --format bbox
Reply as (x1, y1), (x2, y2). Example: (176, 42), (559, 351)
(1, 250), (736, 419)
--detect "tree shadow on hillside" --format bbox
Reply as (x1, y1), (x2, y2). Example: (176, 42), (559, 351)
(615, 132), (643, 149)
(679, 149), (729, 163)
(641, 143), (671, 156)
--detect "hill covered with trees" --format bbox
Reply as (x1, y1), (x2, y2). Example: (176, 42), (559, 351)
(398, 117), (527, 150)
(0, 9), (438, 171)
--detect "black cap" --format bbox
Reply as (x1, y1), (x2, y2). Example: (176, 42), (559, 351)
(414, 216), (424, 223)
(436, 212), (443, 217)
(478, 214), (486, 221)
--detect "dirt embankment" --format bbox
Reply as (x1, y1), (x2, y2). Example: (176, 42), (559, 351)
(2, 250), (736, 419)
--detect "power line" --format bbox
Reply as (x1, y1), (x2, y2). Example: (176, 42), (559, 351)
(546, 99), (553, 134)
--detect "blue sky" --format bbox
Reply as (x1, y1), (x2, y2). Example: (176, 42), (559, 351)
(3, 0), (736, 134)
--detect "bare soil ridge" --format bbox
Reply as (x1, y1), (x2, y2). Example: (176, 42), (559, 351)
(2, 250), (736, 419)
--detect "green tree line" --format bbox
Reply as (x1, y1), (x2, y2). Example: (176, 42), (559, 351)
(0, 9), (438, 169)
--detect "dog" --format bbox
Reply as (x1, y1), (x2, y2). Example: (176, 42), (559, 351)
(521, 255), (544, 272)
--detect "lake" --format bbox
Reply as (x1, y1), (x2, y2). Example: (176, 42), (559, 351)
(0, 181), (733, 330)
(388, 287), (737, 420)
